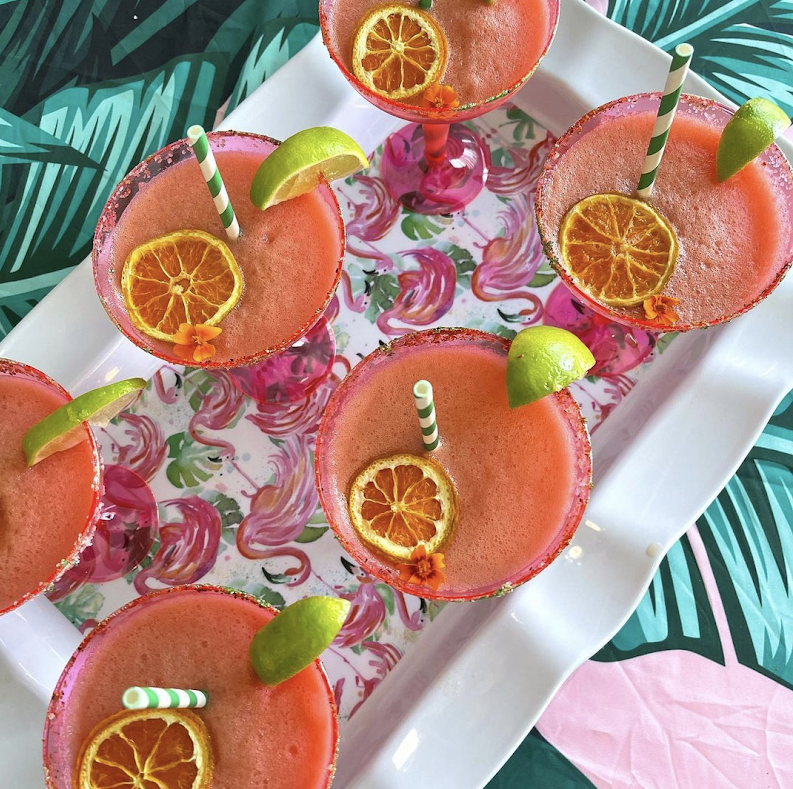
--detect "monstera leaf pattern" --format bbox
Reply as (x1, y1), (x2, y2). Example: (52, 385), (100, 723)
(0, 0), (790, 786)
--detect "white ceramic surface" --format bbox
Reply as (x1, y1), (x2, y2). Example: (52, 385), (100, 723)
(1, 1), (792, 787)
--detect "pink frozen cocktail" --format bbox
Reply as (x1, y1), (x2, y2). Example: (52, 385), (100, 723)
(536, 93), (793, 331)
(315, 329), (592, 601)
(0, 359), (102, 616)
(44, 586), (339, 789)
(319, 0), (559, 214)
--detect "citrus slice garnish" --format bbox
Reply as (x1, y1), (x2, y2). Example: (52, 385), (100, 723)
(558, 193), (679, 307)
(351, 4), (449, 101)
(23, 378), (146, 466)
(250, 127), (369, 211)
(348, 453), (458, 562)
(75, 709), (214, 789)
(249, 596), (351, 686)
(717, 97), (790, 182)
(506, 326), (595, 408)
(121, 229), (243, 342)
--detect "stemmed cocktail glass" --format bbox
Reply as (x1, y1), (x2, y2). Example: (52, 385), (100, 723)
(319, 0), (560, 215)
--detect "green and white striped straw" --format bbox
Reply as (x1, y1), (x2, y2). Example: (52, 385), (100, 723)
(636, 43), (694, 199)
(187, 125), (240, 241)
(122, 686), (208, 710)
(413, 380), (439, 452)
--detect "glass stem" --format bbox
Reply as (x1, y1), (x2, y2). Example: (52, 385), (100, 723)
(422, 123), (450, 169)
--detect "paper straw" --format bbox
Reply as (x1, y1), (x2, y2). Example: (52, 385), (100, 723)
(636, 43), (694, 199)
(186, 125), (240, 241)
(413, 380), (439, 452)
(122, 686), (208, 710)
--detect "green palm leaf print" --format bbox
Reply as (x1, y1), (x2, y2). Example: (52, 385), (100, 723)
(608, 0), (793, 115)
(0, 57), (227, 331)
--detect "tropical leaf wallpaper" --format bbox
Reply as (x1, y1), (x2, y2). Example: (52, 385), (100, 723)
(1, 1), (792, 787)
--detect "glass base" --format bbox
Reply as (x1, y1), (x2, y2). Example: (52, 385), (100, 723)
(228, 317), (336, 403)
(380, 123), (489, 215)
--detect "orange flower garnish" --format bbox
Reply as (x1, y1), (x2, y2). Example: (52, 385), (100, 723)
(172, 323), (222, 363)
(397, 545), (446, 590)
(420, 83), (460, 110)
(643, 295), (681, 327)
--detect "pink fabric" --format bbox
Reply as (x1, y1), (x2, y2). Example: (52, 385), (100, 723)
(538, 528), (793, 787)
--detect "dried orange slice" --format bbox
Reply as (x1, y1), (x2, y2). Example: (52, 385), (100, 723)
(348, 453), (458, 562)
(121, 229), (243, 341)
(558, 193), (678, 307)
(75, 709), (214, 789)
(351, 4), (449, 101)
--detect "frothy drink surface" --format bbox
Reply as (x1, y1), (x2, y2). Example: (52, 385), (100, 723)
(100, 138), (342, 365)
(318, 334), (586, 596)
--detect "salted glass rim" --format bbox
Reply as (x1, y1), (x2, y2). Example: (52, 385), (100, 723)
(314, 327), (593, 602)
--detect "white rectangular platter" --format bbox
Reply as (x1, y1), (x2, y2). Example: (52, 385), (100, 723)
(1, 1), (792, 787)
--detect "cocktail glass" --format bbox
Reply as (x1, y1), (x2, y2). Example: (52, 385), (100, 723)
(318, 0), (560, 215)
(93, 131), (345, 368)
(535, 93), (793, 332)
(315, 328), (592, 602)
(0, 359), (103, 617)
(43, 585), (340, 789)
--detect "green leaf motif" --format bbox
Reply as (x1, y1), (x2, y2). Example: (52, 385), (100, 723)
(491, 147), (515, 169)
(0, 109), (101, 168)
(53, 584), (104, 629)
(443, 243), (477, 288)
(401, 212), (449, 241)
(166, 432), (222, 488)
(528, 271), (557, 288)
(426, 599), (445, 622)
(295, 525), (329, 543)
(655, 331), (678, 354)
(226, 16), (319, 113)
(0, 55), (226, 336)
(504, 106), (536, 142)
(225, 580), (286, 610)
(377, 583), (396, 616)
(365, 271), (400, 323)
(697, 398), (793, 689)
(608, 0), (793, 116)
(258, 586), (287, 610)
(207, 491), (244, 543)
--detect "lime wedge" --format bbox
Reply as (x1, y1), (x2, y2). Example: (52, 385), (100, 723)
(23, 378), (146, 466)
(250, 126), (369, 210)
(507, 326), (595, 408)
(249, 596), (351, 686)
(717, 98), (790, 182)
